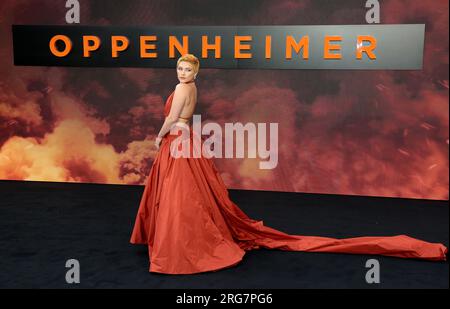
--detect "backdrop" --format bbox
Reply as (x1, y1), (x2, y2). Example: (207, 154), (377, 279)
(0, 0), (448, 200)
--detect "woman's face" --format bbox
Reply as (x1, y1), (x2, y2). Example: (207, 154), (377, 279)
(177, 61), (196, 83)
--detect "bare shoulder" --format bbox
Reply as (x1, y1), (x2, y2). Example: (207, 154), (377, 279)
(175, 83), (191, 94)
(172, 84), (190, 105)
(175, 83), (196, 97)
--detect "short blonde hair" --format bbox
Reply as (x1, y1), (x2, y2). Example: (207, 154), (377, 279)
(177, 54), (200, 74)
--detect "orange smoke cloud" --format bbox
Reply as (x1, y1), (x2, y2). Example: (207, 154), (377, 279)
(0, 119), (118, 182)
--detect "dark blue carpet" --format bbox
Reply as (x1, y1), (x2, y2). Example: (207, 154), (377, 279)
(0, 180), (447, 288)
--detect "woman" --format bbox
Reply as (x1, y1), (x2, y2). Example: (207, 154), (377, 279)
(130, 54), (447, 274)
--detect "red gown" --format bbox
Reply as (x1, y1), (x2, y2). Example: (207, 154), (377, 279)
(130, 90), (448, 274)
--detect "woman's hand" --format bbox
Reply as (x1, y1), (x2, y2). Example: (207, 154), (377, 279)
(154, 137), (162, 150)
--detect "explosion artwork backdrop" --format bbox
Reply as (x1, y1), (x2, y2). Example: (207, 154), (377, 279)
(0, 0), (448, 200)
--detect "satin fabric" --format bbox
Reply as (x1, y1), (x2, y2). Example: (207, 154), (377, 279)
(130, 90), (448, 274)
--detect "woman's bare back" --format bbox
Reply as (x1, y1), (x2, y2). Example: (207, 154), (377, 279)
(177, 83), (197, 123)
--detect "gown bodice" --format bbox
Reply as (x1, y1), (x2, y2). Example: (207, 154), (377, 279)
(164, 90), (175, 118)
